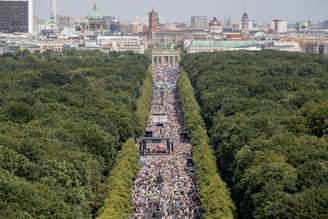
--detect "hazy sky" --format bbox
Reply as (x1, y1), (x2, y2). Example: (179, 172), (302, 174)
(34, 0), (328, 23)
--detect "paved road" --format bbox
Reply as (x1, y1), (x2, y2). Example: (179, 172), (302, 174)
(132, 66), (201, 219)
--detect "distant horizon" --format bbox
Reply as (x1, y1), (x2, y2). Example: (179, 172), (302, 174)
(34, 0), (328, 24)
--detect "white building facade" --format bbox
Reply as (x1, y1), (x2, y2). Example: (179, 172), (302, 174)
(97, 36), (145, 54)
(191, 16), (208, 31)
(270, 20), (288, 33)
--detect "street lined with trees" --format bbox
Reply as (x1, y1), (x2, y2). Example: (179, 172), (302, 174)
(2, 48), (327, 219)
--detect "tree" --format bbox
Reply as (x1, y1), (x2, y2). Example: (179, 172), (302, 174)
(181, 51), (328, 218)
(5, 101), (34, 123)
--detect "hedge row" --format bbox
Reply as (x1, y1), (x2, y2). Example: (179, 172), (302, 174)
(135, 66), (153, 137)
(97, 138), (139, 219)
(177, 72), (236, 219)
(97, 66), (153, 218)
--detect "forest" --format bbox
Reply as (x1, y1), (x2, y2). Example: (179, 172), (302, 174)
(0, 50), (149, 218)
(181, 51), (328, 219)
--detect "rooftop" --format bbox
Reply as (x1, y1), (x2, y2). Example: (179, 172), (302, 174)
(191, 40), (269, 48)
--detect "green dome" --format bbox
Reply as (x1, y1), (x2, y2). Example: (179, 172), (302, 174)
(296, 21), (309, 29)
(87, 6), (103, 20)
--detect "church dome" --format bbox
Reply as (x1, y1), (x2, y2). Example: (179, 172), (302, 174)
(209, 17), (222, 26)
(242, 12), (249, 20)
(87, 6), (103, 20)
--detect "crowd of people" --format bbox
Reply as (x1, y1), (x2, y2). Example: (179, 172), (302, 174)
(132, 66), (201, 218)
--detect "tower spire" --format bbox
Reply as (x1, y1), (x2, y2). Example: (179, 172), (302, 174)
(92, 0), (97, 9)
(50, 0), (57, 22)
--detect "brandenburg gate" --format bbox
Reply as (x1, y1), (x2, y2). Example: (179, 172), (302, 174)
(152, 49), (180, 67)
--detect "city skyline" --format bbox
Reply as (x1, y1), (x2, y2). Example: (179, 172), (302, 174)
(34, 0), (328, 23)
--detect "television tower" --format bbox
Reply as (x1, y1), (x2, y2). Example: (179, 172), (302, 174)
(50, 0), (57, 22)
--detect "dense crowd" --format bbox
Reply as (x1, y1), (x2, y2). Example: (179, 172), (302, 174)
(132, 66), (201, 218)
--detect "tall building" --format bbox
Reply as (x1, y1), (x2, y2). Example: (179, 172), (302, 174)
(50, 0), (57, 23)
(148, 9), (159, 38)
(191, 16), (208, 31)
(241, 11), (249, 35)
(0, 0), (33, 33)
(270, 20), (288, 33)
(322, 20), (328, 29)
